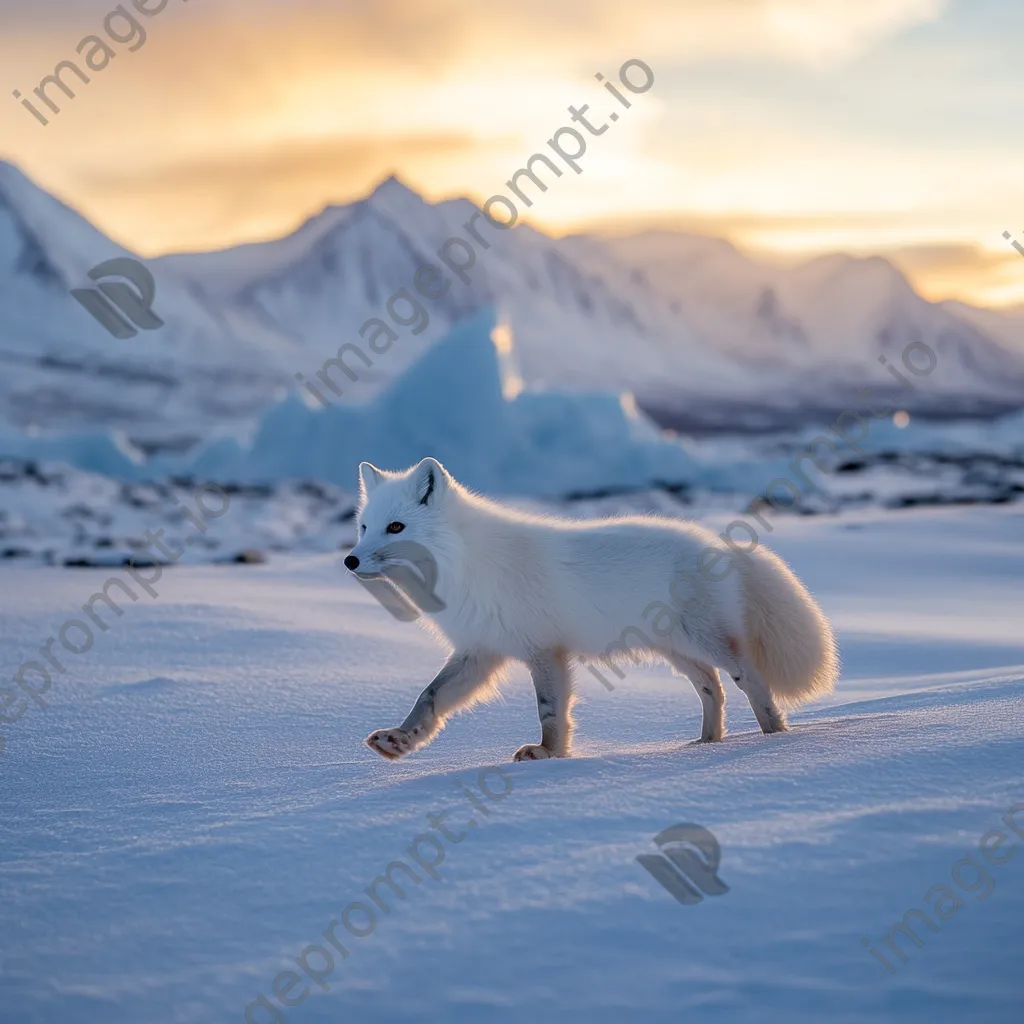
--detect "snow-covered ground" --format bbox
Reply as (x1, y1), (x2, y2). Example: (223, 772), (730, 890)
(1, 504), (1022, 1023)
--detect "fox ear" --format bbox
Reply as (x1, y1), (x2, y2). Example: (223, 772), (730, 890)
(358, 462), (386, 498)
(413, 457), (449, 506)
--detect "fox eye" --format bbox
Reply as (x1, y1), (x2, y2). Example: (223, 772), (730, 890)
(386, 522), (405, 534)
(360, 524), (366, 533)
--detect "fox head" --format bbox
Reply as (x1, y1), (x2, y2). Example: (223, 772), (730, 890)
(344, 458), (456, 606)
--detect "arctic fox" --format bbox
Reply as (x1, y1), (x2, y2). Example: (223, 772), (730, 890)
(345, 458), (839, 762)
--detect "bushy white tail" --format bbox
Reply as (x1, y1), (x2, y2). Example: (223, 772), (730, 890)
(739, 547), (839, 708)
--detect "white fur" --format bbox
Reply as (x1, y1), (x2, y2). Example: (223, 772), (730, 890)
(349, 458), (839, 761)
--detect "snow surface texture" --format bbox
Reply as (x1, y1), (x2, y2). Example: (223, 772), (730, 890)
(0, 460), (356, 567)
(1, 505), (1022, 1023)
(2, 160), (1023, 440)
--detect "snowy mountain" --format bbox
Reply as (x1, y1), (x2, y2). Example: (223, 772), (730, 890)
(2, 161), (1023, 442)
(0, 162), (298, 443)
(159, 176), (752, 405)
(573, 231), (1024, 428)
(156, 179), (1024, 428)
(941, 298), (1024, 354)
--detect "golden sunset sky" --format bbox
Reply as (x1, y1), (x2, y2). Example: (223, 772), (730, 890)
(2, 0), (1024, 307)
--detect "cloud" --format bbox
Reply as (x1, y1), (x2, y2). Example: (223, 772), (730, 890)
(71, 133), (488, 253)
(0, 0), (947, 73)
(865, 242), (1024, 307)
(0, 0), (949, 163)
(79, 133), (482, 198)
(883, 242), (1017, 275)
(195, 0), (947, 69)
(754, 0), (946, 64)
(0, 0), (972, 286)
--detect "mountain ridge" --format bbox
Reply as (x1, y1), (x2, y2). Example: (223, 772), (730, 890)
(1, 162), (1021, 440)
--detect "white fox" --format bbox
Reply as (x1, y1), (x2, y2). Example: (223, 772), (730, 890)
(346, 458), (838, 762)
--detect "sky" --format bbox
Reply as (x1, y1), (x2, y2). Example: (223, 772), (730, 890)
(2, 0), (1024, 308)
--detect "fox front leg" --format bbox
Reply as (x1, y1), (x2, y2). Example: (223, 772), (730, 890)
(366, 650), (506, 760)
(513, 649), (576, 761)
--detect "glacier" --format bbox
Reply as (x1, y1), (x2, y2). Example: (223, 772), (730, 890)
(0, 307), (785, 498)
(1, 307), (1022, 512)
(176, 308), (732, 497)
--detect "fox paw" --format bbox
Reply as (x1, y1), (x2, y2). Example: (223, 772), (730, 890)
(366, 728), (415, 760)
(761, 709), (789, 734)
(513, 744), (556, 761)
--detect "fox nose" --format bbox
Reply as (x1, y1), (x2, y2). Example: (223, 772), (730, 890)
(344, 554), (360, 571)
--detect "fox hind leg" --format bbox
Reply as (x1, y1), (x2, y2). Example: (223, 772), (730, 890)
(664, 653), (726, 742)
(514, 649), (575, 761)
(728, 652), (788, 735)
(683, 628), (788, 737)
